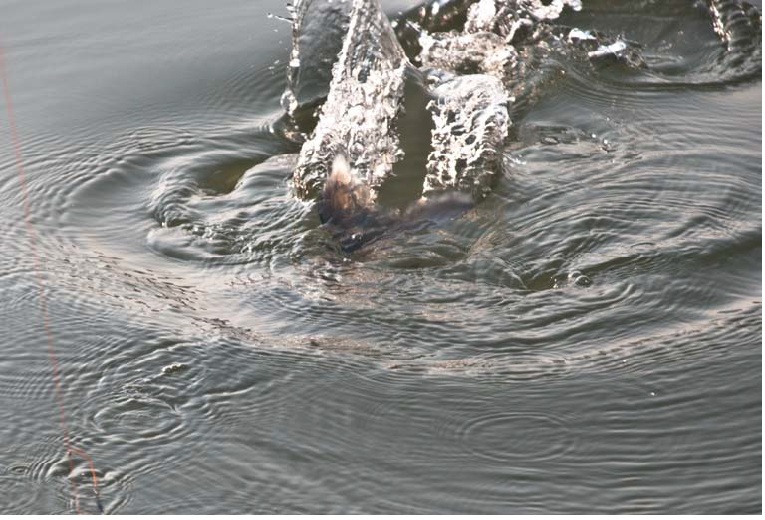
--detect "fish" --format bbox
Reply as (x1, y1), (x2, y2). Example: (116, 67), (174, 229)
(283, 0), (760, 252)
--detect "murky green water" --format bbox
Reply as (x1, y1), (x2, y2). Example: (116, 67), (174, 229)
(0, 0), (760, 513)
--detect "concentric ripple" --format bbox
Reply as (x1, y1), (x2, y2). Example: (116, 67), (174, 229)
(452, 410), (576, 464)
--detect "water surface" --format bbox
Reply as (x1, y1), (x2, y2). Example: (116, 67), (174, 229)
(0, 0), (760, 513)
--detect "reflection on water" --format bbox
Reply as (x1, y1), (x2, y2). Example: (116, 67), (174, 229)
(0, 0), (760, 514)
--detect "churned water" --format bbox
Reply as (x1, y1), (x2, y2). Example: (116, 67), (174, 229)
(0, 0), (760, 513)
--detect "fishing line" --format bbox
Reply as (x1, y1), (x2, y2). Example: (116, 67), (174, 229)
(0, 37), (103, 515)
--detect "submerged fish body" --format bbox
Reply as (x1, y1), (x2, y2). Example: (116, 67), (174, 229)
(319, 154), (473, 252)
(286, 0), (520, 250)
(284, 0), (762, 252)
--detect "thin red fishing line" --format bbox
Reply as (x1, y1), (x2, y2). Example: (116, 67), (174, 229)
(0, 37), (101, 514)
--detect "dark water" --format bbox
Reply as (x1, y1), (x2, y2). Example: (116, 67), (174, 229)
(0, 0), (760, 514)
